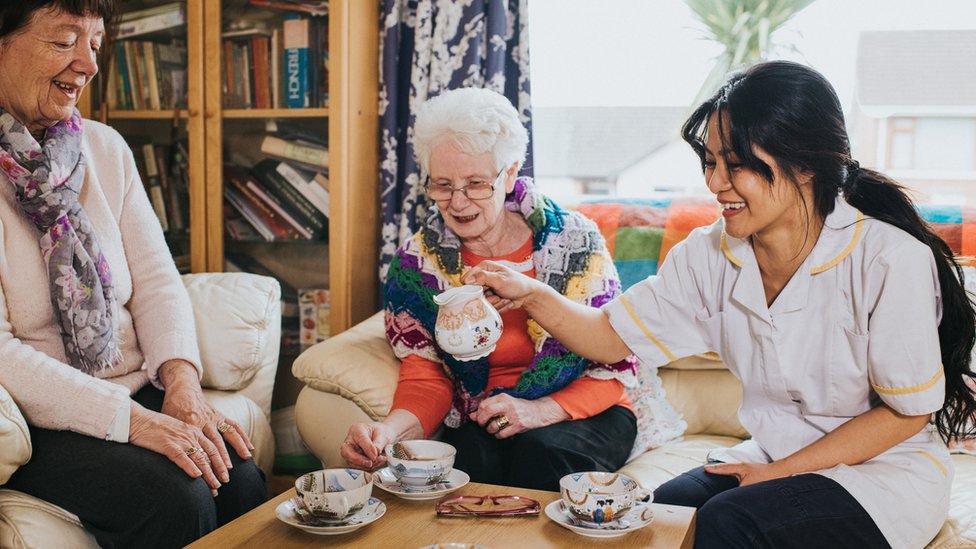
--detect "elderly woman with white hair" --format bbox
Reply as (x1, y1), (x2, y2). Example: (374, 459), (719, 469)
(339, 88), (639, 490)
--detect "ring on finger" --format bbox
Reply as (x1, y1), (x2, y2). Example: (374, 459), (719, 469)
(492, 414), (510, 430)
(217, 421), (232, 434)
(185, 446), (205, 458)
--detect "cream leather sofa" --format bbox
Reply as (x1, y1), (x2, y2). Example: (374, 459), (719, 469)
(0, 272), (281, 548)
(293, 312), (976, 548)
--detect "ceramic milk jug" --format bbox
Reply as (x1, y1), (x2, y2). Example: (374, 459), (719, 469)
(433, 285), (503, 361)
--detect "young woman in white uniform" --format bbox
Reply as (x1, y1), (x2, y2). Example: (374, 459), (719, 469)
(463, 61), (976, 548)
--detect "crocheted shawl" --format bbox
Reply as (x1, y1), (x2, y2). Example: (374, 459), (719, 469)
(384, 177), (637, 428)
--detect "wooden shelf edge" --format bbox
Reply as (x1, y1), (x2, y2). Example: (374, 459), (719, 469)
(222, 107), (330, 119)
(107, 110), (190, 120)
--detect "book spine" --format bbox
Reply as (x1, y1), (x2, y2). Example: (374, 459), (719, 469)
(271, 29), (282, 108)
(253, 162), (327, 233)
(144, 42), (161, 110)
(283, 17), (310, 108)
(248, 0), (329, 16)
(260, 135), (328, 168)
(242, 42), (253, 108)
(275, 161), (329, 216)
(224, 187), (275, 241)
(141, 144), (169, 231)
(123, 41), (141, 109)
(133, 42), (151, 109)
(114, 9), (186, 40)
(244, 180), (313, 238)
(253, 36), (271, 109)
(226, 171), (297, 239)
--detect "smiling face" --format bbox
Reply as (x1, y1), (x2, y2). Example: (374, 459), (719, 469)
(427, 141), (517, 243)
(703, 113), (805, 240)
(0, 8), (103, 132)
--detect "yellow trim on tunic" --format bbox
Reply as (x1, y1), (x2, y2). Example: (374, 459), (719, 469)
(915, 450), (949, 477)
(619, 295), (677, 362)
(810, 212), (866, 274)
(871, 367), (944, 396)
(720, 232), (743, 267)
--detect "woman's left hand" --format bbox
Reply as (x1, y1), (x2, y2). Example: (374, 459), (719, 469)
(703, 461), (790, 487)
(160, 360), (255, 471)
(469, 393), (570, 439)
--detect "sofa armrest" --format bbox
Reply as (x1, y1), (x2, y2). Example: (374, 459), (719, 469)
(0, 382), (30, 485)
(183, 273), (281, 418)
(292, 312), (399, 420)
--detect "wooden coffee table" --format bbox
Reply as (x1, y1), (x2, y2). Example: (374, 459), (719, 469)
(188, 482), (696, 548)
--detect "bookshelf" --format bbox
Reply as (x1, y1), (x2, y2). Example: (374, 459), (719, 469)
(80, 0), (379, 339)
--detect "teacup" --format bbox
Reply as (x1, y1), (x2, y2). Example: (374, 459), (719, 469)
(385, 440), (456, 486)
(294, 468), (373, 520)
(559, 471), (651, 524)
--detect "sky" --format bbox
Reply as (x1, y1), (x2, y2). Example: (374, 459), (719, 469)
(528, 0), (976, 110)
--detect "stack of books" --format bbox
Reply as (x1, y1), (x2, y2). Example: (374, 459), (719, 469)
(102, 2), (188, 111)
(223, 131), (330, 242)
(222, 15), (328, 109)
(131, 139), (191, 235)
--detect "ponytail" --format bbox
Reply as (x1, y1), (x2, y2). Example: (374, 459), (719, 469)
(844, 167), (976, 443)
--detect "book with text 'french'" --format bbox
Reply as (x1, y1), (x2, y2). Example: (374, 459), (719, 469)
(283, 16), (310, 108)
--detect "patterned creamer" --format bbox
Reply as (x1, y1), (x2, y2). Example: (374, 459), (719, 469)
(559, 472), (651, 524)
(294, 469), (373, 520)
(433, 285), (503, 361)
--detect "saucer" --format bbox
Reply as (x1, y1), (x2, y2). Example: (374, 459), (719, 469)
(544, 500), (653, 538)
(276, 496), (386, 535)
(372, 467), (470, 501)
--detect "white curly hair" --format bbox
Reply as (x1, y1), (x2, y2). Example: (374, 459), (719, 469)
(413, 87), (529, 174)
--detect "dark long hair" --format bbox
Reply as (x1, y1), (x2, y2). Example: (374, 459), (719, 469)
(0, 1), (115, 39)
(682, 60), (976, 443)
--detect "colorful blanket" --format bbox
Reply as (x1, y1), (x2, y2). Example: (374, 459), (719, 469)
(384, 178), (638, 428)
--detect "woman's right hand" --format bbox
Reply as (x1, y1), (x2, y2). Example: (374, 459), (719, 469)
(340, 422), (397, 470)
(128, 401), (224, 496)
(462, 260), (544, 312)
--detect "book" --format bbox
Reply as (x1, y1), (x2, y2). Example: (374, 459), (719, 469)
(114, 3), (186, 39)
(252, 36), (272, 109)
(251, 159), (328, 236)
(275, 161), (329, 216)
(283, 16), (310, 108)
(260, 135), (328, 169)
(225, 167), (299, 240)
(141, 143), (169, 231)
(249, 0), (329, 17)
(299, 288), (330, 346)
(224, 185), (276, 241)
(271, 29), (282, 108)
(244, 179), (314, 239)
(144, 42), (161, 110)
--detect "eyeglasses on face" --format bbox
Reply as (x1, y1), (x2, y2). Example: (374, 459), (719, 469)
(425, 167), (506, 201)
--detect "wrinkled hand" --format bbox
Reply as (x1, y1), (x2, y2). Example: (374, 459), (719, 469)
(469, 394), (569, 439)
(341, 422), (397, 470)
(462, 261), (543, 313)
(704, 461), (789, 487)
(129, 402), (224, 495)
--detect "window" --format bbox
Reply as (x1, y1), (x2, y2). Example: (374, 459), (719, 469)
(529, 0), (976, 205)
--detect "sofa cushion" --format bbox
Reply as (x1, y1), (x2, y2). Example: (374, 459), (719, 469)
(660, 368), (748, 439)
(182, 273), (281, 394)
(0, 383), (30, 485)
(292, 312), (399, 419)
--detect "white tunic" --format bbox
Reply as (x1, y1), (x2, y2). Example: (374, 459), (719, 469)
(603, 196), (951, 549)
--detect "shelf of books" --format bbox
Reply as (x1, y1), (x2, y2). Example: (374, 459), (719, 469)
(207, 0), (333, 377)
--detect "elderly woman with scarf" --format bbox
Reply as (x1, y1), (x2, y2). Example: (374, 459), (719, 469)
(340, 88), (638, 490)
(0, 1), (265, 547)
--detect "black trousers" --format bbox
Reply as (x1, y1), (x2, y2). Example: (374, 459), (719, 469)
(441, 405), (637, 492)
(6, 385), (267, 549)
(653, 466), (890, 549)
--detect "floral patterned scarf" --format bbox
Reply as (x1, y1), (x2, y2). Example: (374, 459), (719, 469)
(384, 177), (637, 428)
(0, 108), (120, 373)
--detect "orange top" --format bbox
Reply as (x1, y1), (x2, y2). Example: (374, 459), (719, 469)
(390, 237), (633, 437)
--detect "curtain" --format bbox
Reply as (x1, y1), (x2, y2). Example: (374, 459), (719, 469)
(378, 0), (533, 281)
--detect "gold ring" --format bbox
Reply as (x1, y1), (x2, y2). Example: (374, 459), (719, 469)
(185, 446), (202, 457)
(217, 421), (232, 434)
(493, 414), (510, 430)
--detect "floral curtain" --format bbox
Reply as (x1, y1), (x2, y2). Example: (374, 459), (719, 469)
(379, 0), (533, 281)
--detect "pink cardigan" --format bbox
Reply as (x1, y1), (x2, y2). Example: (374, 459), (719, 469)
(0, 120), (201, 440)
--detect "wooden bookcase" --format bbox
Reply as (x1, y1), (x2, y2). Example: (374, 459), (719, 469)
(81, 0), (379, 336)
